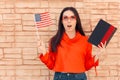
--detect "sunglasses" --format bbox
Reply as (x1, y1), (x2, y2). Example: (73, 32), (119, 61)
(62, 15), (76, 21)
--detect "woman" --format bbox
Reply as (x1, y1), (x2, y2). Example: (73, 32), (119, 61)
(38, 7), (106, 80)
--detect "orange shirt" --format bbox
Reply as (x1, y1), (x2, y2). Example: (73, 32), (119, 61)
(40, 32), (98, 73)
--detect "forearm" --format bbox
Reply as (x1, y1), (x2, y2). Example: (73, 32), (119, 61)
(94, 55), (99, 62)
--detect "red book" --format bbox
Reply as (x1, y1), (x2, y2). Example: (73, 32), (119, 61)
(88, 19), (117, 47)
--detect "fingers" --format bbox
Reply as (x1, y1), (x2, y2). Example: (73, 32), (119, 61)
(104, 41), (107, 47)
(37, 39), (45, 47)
(37, 39), (47, 55)
(97, 41), (106, 55)
(41, 40), (45, 46)
(98, 44), (101, 48)
(98, 41), (107, 48)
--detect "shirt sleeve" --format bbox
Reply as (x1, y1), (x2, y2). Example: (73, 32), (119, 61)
(85, 42), (99, 71)
(39, 51), (56, 70)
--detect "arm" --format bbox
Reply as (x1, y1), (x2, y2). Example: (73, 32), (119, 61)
(37, 40), (56, 70)
(85, 42), (99, 71)
(39, 51), (56, 70)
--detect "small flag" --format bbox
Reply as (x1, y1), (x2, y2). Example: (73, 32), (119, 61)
(88, 19), (117, 47)
(34, 12), (53, 28)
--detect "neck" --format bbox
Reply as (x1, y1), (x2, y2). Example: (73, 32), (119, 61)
(66, 31), (76, 39)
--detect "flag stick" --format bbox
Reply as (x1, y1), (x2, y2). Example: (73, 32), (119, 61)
(35, 26), (41, 40)
(34, 14), (41, 56)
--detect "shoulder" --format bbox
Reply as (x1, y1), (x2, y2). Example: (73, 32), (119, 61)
(79, 34), (92, 45)
(78, 33), (88, 41)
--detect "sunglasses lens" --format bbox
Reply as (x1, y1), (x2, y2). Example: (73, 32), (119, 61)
(63, 16), (68, 20)
(71, 16), (76, 19)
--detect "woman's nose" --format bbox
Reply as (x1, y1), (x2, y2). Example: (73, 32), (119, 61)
(67, 18), (71, 22)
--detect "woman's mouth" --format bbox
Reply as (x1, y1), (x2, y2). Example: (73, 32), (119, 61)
(67, 25), (72, 27)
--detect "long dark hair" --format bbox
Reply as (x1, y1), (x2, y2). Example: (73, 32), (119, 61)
(50, 7), (85, 52)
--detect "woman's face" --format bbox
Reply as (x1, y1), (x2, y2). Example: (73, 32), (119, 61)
(62, 10), (77, 32)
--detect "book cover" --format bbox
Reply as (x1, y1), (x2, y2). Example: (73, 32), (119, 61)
(88, 19), (117, 47)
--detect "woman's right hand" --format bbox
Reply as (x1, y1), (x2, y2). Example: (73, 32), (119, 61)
(37, 39), (47, 56)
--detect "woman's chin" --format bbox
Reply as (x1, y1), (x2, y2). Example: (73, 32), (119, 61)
(66, 29), (75, 32)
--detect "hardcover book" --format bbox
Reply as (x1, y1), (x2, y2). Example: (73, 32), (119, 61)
(88, 19), (117, 47)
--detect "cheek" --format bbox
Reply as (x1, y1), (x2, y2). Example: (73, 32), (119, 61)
(62, 21), (67, 27)
(73, 21), (77, 26)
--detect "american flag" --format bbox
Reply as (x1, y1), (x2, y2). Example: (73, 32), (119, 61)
(34, 12), (53, 28)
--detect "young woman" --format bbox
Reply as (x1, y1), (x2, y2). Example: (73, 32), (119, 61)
(38, 7), (106, 80)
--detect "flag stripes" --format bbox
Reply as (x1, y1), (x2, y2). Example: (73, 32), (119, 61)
(34, 12), (53, 28)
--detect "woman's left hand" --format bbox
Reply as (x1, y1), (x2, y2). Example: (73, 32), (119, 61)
(95, 41), (107, 62)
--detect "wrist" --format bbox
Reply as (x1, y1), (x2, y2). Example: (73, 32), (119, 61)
(96, 54), (99, 58)
(37, 53), (42, 56)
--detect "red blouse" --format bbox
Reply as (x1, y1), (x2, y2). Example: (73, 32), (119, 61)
(39, 32), (99, 73)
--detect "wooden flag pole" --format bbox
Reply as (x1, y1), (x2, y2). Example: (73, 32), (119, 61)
(35, 26), (41, 40)
(34, 14), (41, 56)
